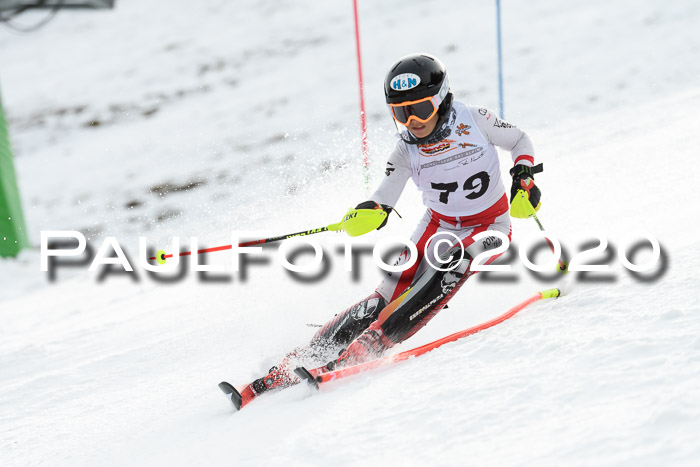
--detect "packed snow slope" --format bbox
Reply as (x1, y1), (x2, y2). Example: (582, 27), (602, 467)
(1, 1), (700, 466)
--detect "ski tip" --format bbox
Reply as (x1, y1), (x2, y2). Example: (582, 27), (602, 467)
(218, 381), (243, 411)
(294, 367), (320, 390)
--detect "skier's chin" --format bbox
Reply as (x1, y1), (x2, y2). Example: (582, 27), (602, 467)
(408, 125), (429, 138)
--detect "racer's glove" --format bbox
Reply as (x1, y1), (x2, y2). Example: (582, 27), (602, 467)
(354, 201), (393, 230)
(509, 163), (543, 214)
(333, 201), (395, 237)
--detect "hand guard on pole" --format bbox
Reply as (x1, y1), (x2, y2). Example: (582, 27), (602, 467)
(354, 201), (393, 230)
(331, 201), (391, 237)
(509, 163), (543, 219)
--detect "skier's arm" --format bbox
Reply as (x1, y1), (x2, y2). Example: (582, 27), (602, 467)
(469, 106), (543, 210)
(469, 106), (535, 168)
(350, 142), (411, 231)
(369, 141), (412, 209)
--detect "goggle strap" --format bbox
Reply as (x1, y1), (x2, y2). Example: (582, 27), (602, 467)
(431, 74), (450, 108)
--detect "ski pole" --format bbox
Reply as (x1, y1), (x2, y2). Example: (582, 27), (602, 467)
(148, 207), (388, 264)
(148, 224), (341, 263)
(512, 189), (568, 273)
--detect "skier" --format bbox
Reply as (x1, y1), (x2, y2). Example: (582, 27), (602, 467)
(224, 53), (543, 408)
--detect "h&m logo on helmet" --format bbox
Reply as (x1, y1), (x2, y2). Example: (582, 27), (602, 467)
(390, 73), (421, 91)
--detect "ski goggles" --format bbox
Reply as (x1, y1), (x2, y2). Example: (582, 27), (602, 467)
(389, 96), (440, 125)
(388, 75), (450, 126)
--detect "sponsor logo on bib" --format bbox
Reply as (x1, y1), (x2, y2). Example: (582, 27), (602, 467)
(418, 139), (455, 156)
(456, 123), (471, 136)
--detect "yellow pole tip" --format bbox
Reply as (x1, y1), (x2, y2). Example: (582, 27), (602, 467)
(156, 250), (167, 264)
(558, 261), (569, 274)
(540, 288), (561, 299)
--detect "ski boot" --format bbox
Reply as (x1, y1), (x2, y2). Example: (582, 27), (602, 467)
(219, 362), (298, 411)
(325, 320), (395, 370)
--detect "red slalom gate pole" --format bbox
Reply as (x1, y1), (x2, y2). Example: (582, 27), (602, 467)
(352, 0), (370, 186)
(317, 288), (561, 384)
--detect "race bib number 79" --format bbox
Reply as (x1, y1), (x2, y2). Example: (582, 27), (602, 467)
(430, 171), (490, 204)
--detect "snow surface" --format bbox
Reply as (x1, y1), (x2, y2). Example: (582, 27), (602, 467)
(1, 0), (700, 465)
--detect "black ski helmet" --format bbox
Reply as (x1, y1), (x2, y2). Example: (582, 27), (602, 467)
(384, 53), (454, 144)
(384, 53), (451, 116)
